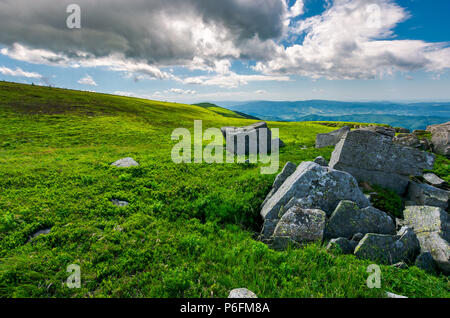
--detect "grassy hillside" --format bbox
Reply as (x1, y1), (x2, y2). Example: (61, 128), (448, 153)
(0, 82), (448, 298)
(194, 102), (260, 120)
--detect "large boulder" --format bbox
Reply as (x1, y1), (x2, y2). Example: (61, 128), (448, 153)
(407, 181), (449, 210)
(221, 122), (283, 155)
(403, 205), (450, 274)
(329, 130), (435, 194)
(261, 162), (297, 207)
(315, 126), (350, 148)
(427, 122), (450, 157)
(354, 227), (420, 265)
(270, 206), (326, 250)
(325, 200), (396, 240)
(260, 161), (369, 224)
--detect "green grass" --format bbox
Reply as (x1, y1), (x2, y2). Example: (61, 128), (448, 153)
(0, 81), (448, 298)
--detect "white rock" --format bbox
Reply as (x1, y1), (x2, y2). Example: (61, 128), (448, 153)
(228, 288), (258, 298)
(111, 157), (139, 168)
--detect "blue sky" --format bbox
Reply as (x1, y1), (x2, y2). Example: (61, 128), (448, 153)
(0, 0), (449, 103)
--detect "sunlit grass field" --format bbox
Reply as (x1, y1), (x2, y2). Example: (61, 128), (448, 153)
(0, 81), (448, 298)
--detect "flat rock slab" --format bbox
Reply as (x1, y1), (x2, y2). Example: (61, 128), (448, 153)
(228, 288), (258, 298)
(325, 200), (396, 240)
(423, 173), (446, 188)
(407, 181), (449, 209)
(354, 227), (420, 265)
(329, 130), (435, 194)
(111, 157), (139, 168)
(315, 126), (350, 148)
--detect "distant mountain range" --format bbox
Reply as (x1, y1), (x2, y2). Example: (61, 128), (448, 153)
(212, 100), (450, 130)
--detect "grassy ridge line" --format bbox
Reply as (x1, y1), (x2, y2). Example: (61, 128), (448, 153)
(0, 81), (448, 298)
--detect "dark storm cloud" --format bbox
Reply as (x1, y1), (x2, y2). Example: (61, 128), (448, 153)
(0, 0), (288, 65)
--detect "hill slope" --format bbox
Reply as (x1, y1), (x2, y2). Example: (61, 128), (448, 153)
(0, 82), (448, 298)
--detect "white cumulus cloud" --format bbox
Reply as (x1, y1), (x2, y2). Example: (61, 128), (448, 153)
(78, 75), (97, 86)
(0, 66), (42, 78)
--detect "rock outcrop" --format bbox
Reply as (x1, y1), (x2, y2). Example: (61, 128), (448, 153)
(354, 227), (421, 265)
(315, 126), (350, 148)
(427, 122), (450, 157)
(260, 162), (370, 239)
(407, 181), (449, 210)
(270, 207), (326, 250)
(403, 205), (450, 274)
(329, 129), (435, 194)
(325, 200), (395, 240)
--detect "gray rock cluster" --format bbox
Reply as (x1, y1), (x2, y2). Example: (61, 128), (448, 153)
(260, 161), (370, 242)
(329, 129), (435, 194)
(427, 122), (450, 157)
(259, 122), (449, 274)
(221, 122), (285, 155)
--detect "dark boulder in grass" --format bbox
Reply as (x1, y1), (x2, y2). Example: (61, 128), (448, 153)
(354, 227), (421, 265)
(329, 129), (435, 194)
(315, 126), (350, 148)
(324, 200), (396, 240)
(326, 237), (358, 254)
(415, 252), (437, 274)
